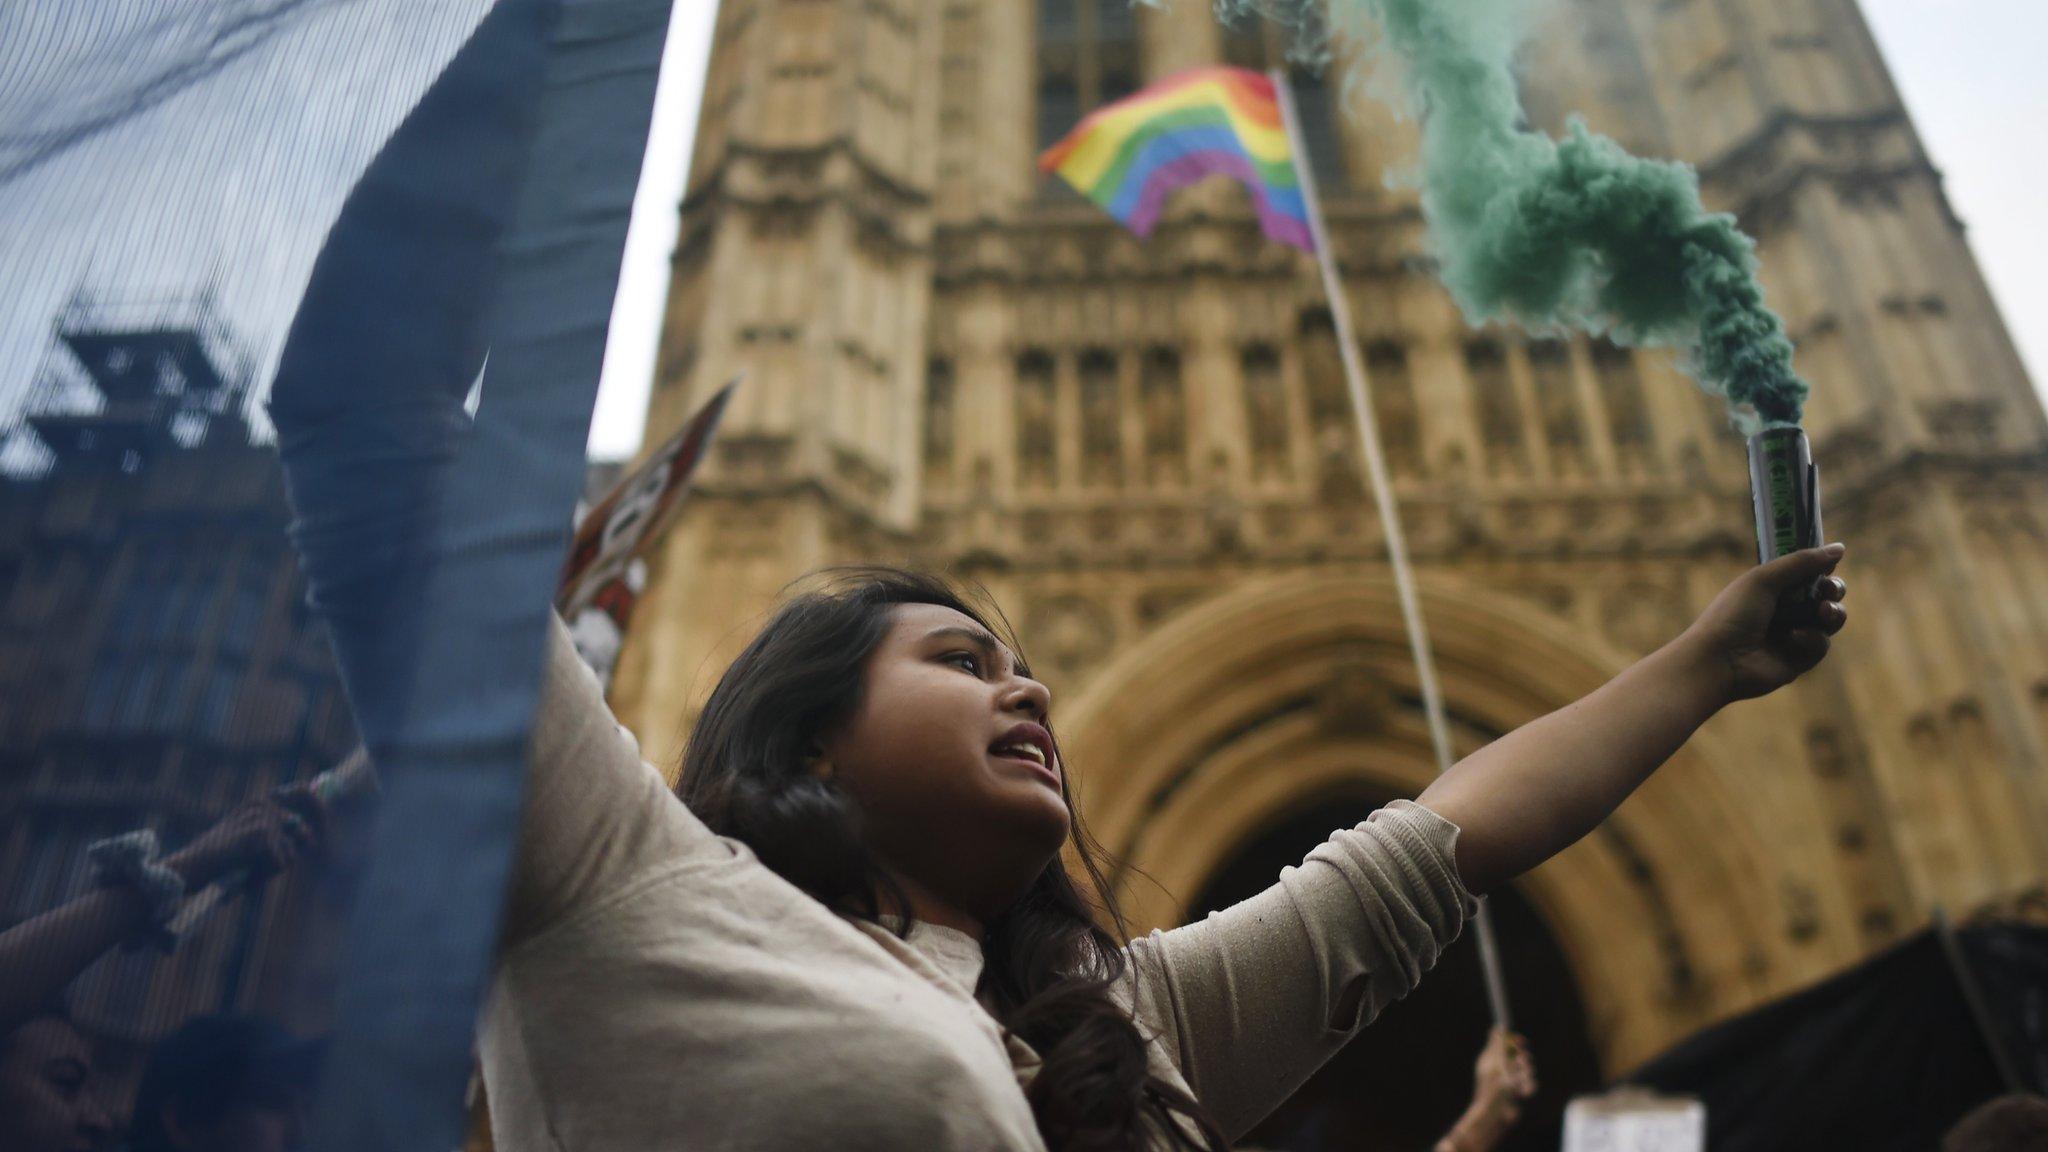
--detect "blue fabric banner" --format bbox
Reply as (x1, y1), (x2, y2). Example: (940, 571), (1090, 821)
(265, 0), (672, 1147)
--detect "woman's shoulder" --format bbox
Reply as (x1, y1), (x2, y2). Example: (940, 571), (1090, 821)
(501, 614), (729, 942)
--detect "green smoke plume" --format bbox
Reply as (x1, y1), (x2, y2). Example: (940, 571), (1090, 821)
(1221, 0), (1807, 431)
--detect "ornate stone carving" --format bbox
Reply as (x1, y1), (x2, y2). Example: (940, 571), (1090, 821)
(1601, 581), (1684, 654)
(1781, 877), (1822, 943)
(1598, 824), (1704, 1007)
(1503, 577), (1574, 619)
(1134, 585), (1205, 626)
(1314, 648), (1391, 734)
(1807, 724), (1849, 780)
(1925, 398), (2001, 448)
(1028, 595), (1114, 674)
(1314, 425), (1363, 508)
(708, 504), (782, 559)
(1201, 451), (1245, 554)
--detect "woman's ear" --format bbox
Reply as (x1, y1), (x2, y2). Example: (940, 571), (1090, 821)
(804, 746), (835, 781)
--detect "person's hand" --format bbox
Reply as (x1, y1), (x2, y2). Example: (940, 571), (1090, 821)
(1679, 544), (1848, 703)
(165, 785), (328, 889)
(1471, 1027), (1537, 1127)
(1438, 1029), (1538, 1152)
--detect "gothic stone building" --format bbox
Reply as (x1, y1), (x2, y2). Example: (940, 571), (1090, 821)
(611, 0), (2048, 1137)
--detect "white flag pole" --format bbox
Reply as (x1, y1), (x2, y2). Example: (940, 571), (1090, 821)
(1270, 69), (1512, 1029)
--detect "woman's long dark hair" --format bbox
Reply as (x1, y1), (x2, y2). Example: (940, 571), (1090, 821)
(677, 568), (1229, 1152)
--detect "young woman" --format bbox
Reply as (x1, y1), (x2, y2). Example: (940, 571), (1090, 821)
(258, 9), (1845, 1145)
(473, 556), (1844, 1152)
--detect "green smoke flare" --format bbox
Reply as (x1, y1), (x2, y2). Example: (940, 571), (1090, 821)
(1221, 0), (1808, 431)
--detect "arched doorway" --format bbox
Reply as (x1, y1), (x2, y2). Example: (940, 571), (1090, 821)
(1188, 789), (1601, 1151)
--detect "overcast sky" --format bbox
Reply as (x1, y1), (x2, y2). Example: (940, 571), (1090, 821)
(586, 0), (2048, 460)
(1, 4), (2032, 464)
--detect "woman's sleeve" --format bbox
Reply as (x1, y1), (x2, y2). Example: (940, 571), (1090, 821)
(1121, 800), (1478, 1141)
(498, 610), (724, 946)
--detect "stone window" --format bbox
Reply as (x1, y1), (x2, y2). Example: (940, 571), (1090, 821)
(1035, 75), (1079, 161)
(1016, 350), (1057, 485)
(1591, 341), (1656, 475)
(923, 357), (955, 470)
(1218, 11), (1346, 190)
(1140, 347), (1187, 485)
(1079, 348), (1122, 485)
(1527, 339), (1587, 477)
(1241, 344), (1290, 479)
(1465, 338), (1526, 476)
(1366, 340), (1421, 477)
(1299, 309), (1349, 431)
(1035, 0), (1141, 181)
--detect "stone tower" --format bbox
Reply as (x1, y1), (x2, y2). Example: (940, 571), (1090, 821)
(617, 0), (2048, 1080)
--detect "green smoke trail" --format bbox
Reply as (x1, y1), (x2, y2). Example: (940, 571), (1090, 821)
(1222, 0), (1808, 431)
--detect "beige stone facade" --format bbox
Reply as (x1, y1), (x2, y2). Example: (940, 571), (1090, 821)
(615, 0), (2048, 1073)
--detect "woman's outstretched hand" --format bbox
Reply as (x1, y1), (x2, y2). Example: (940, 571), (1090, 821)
(1679, 544), (1848, 703)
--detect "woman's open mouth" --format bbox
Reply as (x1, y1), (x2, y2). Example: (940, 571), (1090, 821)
(989, 737), (1060, 790)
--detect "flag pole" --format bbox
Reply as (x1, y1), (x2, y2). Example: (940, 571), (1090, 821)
(1270, 69), (1512, 1030)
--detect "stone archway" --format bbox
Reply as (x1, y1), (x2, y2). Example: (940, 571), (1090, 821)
(1189, 789), (1601, 1151)
(1059, 570), (1790, 1071)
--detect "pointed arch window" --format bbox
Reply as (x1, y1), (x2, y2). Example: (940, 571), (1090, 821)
(1466, 338), (1526, 476)
(1016, 350), (1058, 484)
(1298, 308), (1349, 431)
(1040, 0), (1079, 49)
(1140, 347), (1187, 484)
(1286, 66), (1346, 191)
(923, 357), (956, 471)
(1217, 12), (1346, 190)
(1035, 0), (1144, 169)
(1241, 344), (1291, 478)
(1036, 75), (1080, 160)
(1078, 348), (1123, 485)
(1366, 340), (1421, 477)
(1527, 338), (1587, 477)
(1591, 342), (1656, 474)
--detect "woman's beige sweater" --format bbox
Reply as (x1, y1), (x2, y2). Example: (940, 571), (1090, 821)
(477, 615), (1478, 1150)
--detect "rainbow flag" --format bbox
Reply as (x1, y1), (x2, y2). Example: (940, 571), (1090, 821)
(1038, 66), (1314, 252)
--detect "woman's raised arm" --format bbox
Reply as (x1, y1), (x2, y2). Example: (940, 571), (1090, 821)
(499, 611), (720, 945)
(1418, 545), (1846, 894)
(1119, 547), (1844, 1138)
(263, 0), (711, 954)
